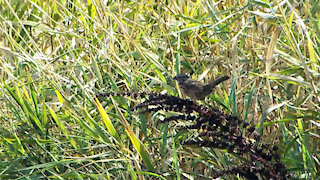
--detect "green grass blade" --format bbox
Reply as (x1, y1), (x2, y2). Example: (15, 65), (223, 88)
(111, 98), (155, 172)
(95, 98), (122, 146)
(13, 132), (25, 155)
(172, 139), (180, 180)
(243, 84), (255, 123)
(47, 105), (77, 149)
(230, 77), (237, 116)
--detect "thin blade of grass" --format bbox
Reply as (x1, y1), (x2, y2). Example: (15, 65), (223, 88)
(111, 97), (155, 172)
(133, 171), (166, 180)
(230, 77), (237, 116)
(172, 139), (180, 180)
(265, 27), (281, 104)
(47, 105), (77, 149)
(257, 101), (287, 136)
(70, 114), (100, 139)
(161, 122), (169, 156)
(4, 83), (44, 133)
(13, 132), (25, 155)
(54, 89), (64, 105)
(83, 109), (112, 144)
(94, 98), (122, 146)
(243, 84), (255, 123)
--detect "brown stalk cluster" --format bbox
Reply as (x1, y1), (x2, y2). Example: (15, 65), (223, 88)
(98, 92), (289, 179)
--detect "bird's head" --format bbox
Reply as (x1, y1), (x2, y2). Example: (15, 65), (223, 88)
(173, 74), (190, 83)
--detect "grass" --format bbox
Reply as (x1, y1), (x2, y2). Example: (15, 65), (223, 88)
(0, 0), (319, 179)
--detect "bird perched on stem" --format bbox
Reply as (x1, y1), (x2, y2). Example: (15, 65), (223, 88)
(173, 74), (229, 100)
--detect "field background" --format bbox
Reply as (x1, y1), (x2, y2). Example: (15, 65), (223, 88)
(0, 0), (319, 179)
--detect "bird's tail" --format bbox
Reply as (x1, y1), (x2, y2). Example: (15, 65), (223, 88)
(204, 76), (229, 90)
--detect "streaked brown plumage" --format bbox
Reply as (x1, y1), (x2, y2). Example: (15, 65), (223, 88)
(173, 74), (229, 100)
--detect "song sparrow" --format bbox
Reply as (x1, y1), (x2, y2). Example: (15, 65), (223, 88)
(173, 74), (229, 100)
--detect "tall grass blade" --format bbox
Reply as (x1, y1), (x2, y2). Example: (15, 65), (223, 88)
(94, 98), (122, 146)
(47, 105), (77, 149)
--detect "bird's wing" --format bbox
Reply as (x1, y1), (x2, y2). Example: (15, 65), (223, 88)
(181, 79), (203, 92)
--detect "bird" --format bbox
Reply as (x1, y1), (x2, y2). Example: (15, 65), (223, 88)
(173, 74), (229, 100)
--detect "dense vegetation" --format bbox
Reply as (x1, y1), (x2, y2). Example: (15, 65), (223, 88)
(0, 0), (319, 179)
